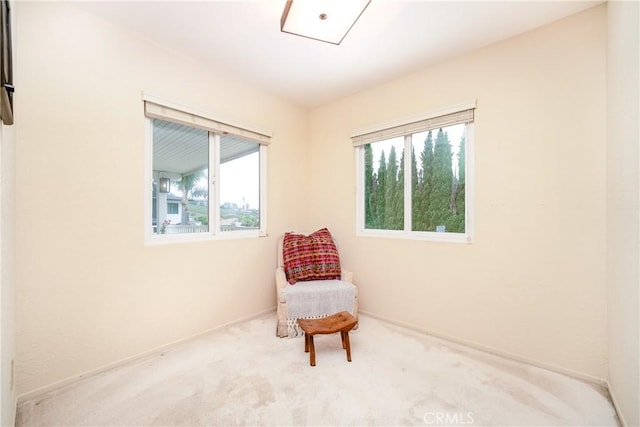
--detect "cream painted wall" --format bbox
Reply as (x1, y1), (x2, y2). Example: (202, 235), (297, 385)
(1, 122), (17, 427)
(14, 2), (308, 395)
(308, 6), (608, 379)
(607, 1), (640, 425)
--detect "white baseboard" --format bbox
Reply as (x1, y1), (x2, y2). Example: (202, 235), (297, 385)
(606, 380), (628, 427)
(17, 307), (276, 403)
(359, 310), (608, 387)
(10, 396), (17, 427)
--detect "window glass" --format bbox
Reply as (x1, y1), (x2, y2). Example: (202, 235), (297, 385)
(152, 119), (209, 235)
(220, 135), (260, 232)
(364, 137), (404, 230)
(412, 123), (466, 233)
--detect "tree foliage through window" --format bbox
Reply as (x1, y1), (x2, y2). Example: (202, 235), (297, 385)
(364, 125), (466, 233)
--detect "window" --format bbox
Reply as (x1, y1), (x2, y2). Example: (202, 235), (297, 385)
(167, 202), (179, 215)
(353, 102), (475, 242)
(145, 97), (269, 242)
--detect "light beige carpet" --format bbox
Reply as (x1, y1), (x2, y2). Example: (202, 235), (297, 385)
(16, 313), (618, 426)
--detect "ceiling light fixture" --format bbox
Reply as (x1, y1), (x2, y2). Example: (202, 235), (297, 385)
(280, 0), (371, 45)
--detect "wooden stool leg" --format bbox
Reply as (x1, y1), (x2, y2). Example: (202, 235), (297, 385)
(309, 335), (316, 367)
(344, 331), (352, 362)
(341, 331), (347, 349)
(304, 333), (309, 353)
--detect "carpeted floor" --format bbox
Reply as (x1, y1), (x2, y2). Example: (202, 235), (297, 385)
(16, 312), (618, 426)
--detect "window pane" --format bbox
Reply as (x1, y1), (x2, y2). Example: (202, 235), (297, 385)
(219, 135), (260, 232)
(363, 137), (404, 230)
(167, 202), (179, 215)
(412, 123), (466, 233)
(152, 119), (209, 235)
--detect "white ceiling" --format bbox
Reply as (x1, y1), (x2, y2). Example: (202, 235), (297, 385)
(75, 0), (602, 109)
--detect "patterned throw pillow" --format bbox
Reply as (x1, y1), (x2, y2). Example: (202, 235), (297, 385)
(283, 228), (342, 285)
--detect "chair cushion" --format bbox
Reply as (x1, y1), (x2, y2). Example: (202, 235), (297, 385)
(283, 228), (341, 284)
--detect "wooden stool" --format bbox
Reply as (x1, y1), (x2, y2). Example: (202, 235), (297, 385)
(297, 311), (357, 366)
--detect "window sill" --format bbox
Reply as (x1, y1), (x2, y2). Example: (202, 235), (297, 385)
(145, 229), (266, 246)
(356, 228), (472, 244)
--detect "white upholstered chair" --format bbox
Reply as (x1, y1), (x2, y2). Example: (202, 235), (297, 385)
(275, 233), (358, 338)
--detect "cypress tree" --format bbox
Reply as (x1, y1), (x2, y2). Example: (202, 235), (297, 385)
(415, 131), (434, 231)
(450, 135), (466, 233)
(375, 150), (387, 229)
(430, 129), (454, 230)
(364, 144), (375, 228)
(395, 146), (405, 229)
(384, 145), (402, 230)
(410, 147), (418, 230)
(411, 146), (418, 199)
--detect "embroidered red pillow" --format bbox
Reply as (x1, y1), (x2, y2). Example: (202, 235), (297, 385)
(283, 228), (342, 284)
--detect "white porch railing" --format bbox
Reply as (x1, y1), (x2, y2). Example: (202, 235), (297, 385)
(164, 224), (209, 234)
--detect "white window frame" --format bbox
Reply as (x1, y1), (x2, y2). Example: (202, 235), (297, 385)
(143, 95), (269, 245)
(353, 101), (475, 243)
